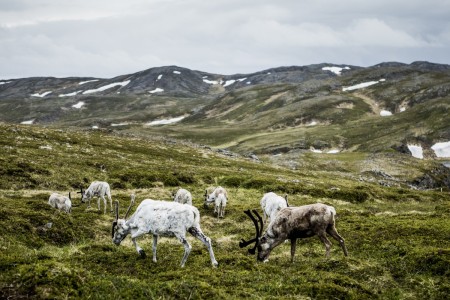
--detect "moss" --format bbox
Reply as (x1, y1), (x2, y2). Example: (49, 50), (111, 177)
(1, 123), (450, 299)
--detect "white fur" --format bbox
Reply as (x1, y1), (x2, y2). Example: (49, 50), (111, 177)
(214, 193), (227, 218)
(172, 188), (193, 205)
(260, 192), (288, 223)
(205, 186), (227, 204)
(48, 193), (72, 213)
(82, 181), (112, 213)
(112, 199), (218, 267)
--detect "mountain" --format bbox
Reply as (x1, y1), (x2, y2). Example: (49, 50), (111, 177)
(0, 61), (449, 159)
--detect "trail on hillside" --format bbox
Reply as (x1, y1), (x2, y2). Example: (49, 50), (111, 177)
(353, 93), (381, 115)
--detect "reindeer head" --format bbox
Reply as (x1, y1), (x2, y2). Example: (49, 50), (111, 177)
(112, 195), (135, 245)
(239, 210), (264, 257)
(203, 189), (211, 208)
(78, 187), (88, 203)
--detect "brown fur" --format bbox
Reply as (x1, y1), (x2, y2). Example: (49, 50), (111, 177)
(257, 203), (348, 262)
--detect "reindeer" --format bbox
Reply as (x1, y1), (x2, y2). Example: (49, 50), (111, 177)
(79, 181), (112, 214)
(48, 192), (72, 213)
(239, 203), (348, 263)
(260, 192), (289, 223)
(214, 193), (227, 218)
(204, 186), (227, 207)
(112, 196), (218, 267)
(172, 188), (193, 205)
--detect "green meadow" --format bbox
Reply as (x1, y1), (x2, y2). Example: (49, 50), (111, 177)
(0, 123), (449, 299)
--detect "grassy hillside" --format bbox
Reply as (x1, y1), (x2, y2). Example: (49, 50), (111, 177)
(0, 124), (449, 299)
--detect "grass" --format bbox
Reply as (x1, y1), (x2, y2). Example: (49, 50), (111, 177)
(0, 123), (449, 299)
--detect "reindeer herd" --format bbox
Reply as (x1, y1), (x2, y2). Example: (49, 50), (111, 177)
(48, 182), (348, 267)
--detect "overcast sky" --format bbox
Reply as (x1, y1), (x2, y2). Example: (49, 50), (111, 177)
(1, 0), (449, 79)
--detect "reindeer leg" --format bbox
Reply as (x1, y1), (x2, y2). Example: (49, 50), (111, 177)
(290, 238), (297, 263)
(176, 233), (192, 268)
(101, 195), (107, 214)
(327, 225), (348, 256)
(152, 235), (158, 262)
(317, 232), (332, 258)
(131, 230), (147, 258)
(189, 227), (218, 267)
(109, 195), (113, 213)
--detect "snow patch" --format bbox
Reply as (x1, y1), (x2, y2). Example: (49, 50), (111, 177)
(92, 126), (99, 129)
(327, 149), (340, 154)
(322, 66), (350, 75)
(223, 80), (236, 87)
(173, 71), (181, 74)
(145, 116), (186, 126)
(21, 119), (34, 125)
(59, 91), (82, 97)
(203, 79), (219, 85)
(79, 79), (99, 85)
(431, 141), (450, 158)
(342, 79), (385, 91)
(310, 148), (322, 153)
(399, 107), (406, 112)
(306, 121), (318, 126)
(149, 88), (164, 94)
(72, 101), (85, 109)
(157, 74), (163, 80)
(31, 91), (52, 97)
(407, 144), (423, 159)
(0, 81), (11, 85)
(111, 122), (129, 127)
(380, 110), (393, 116)
(82, 80), (130, 94)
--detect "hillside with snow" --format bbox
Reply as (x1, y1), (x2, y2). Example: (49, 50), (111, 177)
(0, 61), (449, 161)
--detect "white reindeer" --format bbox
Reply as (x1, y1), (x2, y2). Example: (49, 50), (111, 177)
(240, 203), (348, 263)
(172, 188), (193, 205)
(80, 181), (112, 214)
(214, 193), (227, 218)
(204, 186), (227, 206)
(48, 192), (72, 213)
(112, 197), (218, 268)
(260, 192), (288, 223)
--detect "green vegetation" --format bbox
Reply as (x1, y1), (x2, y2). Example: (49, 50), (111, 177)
(0, 123), (449, 299)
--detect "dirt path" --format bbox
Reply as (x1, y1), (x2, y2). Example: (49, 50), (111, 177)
(353, 93), (381, 115)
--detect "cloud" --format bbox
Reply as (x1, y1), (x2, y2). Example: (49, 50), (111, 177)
(0, 0), (449, 78)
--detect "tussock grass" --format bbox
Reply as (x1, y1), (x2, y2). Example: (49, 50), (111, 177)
(0, 123), (449, 299)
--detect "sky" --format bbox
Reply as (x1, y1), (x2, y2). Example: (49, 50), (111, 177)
(1, 0), (449, 79)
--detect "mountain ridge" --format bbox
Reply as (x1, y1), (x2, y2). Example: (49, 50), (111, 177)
(1, 61), (449, 159)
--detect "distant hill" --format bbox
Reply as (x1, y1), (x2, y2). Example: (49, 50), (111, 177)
(0, 61), (449, 158)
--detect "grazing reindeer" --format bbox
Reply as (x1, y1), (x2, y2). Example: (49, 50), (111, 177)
(48, 192), (72, 213)
(260, 192), (288, 223)
(214, 193), (227, 218)
(240, 203), (348, 263)
(80, 181), (112, 213)
(172, 188), (193, 205)
(204, 186), (227, 207)
(112, 196), (218, 267)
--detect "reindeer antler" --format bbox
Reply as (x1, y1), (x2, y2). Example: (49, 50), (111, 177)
(239, 209), (264, 254)
(124, 194), (135, 219)
(112, 200), (119, 238)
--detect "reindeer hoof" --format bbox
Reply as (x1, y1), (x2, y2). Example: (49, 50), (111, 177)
(139, 250), (146, 259)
